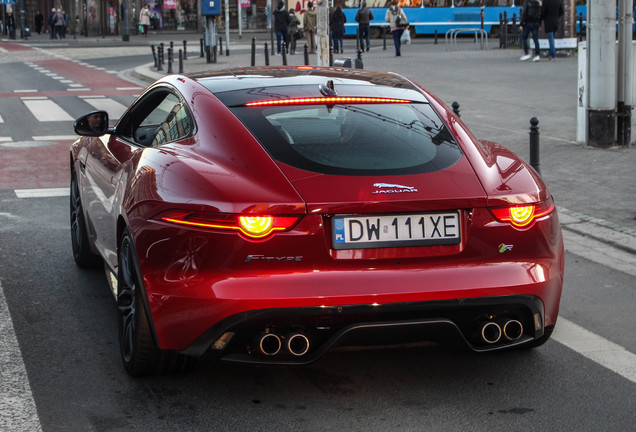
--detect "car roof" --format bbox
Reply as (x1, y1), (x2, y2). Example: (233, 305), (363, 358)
(188, 67), (430, 105)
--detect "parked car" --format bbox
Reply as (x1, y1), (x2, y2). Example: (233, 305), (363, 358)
(71, 67), (564, 376)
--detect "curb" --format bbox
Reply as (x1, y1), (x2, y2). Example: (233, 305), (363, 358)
(559, 208), (636, 256)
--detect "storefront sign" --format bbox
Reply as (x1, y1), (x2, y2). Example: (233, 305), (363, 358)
(164, 0), (177, 9)
(240, 0), (251, 8)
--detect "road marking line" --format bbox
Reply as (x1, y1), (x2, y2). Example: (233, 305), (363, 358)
(67, 88), (90, 92)
(0, 115), (3, 123)
(0, 137), (12, 142)
(68, 83), (85, 88)
(31, 135), (77, 141)
(0, 281), (43, 432)
(14, 188), (69, 198)
(21, 98), (73, 122)
(13, 89), (38, 93)
(116, 87), (143, 91)
(554, 318), (636, 384)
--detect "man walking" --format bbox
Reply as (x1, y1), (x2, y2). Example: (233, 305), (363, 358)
(542, 0), (563, 61)
(355, 0), (374, 52)
(519, 0), (542, 62)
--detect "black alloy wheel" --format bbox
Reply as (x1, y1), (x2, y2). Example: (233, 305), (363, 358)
(117, 229), (196, 376)
(70, 169), (100, 268)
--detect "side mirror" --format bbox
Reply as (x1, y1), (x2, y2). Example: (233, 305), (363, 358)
(74, 111), (110, 137)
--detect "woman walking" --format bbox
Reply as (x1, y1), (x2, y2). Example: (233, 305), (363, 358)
(139, 4), (151, 37)
(385, 0), (407, 56)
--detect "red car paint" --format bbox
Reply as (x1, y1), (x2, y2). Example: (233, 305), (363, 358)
(71, 67), (563, 370)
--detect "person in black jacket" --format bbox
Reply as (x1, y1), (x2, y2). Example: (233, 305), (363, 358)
(519, 0), (542, 62)
(330, 3), (346, 53)
(542, 0), (564, 61)
(273, 1), (291, 55)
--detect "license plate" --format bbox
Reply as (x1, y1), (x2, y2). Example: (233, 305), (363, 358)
(332, 212), (461, 250)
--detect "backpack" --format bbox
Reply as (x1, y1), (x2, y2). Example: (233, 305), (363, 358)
(526, 0), (541, 22)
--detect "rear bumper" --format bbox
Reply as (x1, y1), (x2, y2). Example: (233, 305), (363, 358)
(181, 294), (546, 363)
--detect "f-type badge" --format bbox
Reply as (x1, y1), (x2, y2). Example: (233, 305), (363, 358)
(372, 183), (419, 194)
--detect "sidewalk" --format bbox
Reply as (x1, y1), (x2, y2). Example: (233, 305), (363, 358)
(4, 31), (636, 251)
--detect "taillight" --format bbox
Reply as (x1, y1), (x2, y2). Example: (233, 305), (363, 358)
(244, 97), (412, 107)
(490, 198), (555, 229)
(156, 211), (299, 239)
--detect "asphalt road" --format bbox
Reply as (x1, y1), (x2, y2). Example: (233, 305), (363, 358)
(1, 39), (635, 432)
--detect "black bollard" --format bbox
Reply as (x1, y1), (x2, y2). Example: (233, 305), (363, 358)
(183, 40), (188, 60)
(529, 117), (540, 175)
(179, 49), (184, 74)
(200, 38), (204, 57)
(434, 29), (438, 45)
(219, 36), (223, 56)
(452, 101), (460, 117)
(383, 26), (387, 50)
(160, 43), (165, 64)
(356, 28), (360, 52)
(151, 45), (157, 68)
(264, 42), (270, 66)
(167, 48), (173, 74)
(356, 49), (364, 69)
(282, 42), (288, 65)
(251, 37), (256, 66)
(157, 45), (163, 71)
(303, 44), (309, 65)
(329, 47), (333, 67)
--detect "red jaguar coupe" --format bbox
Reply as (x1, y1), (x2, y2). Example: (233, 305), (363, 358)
(71, 67), (564, 376)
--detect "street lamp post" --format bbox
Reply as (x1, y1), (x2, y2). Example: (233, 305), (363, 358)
(121, 0), (129, 41)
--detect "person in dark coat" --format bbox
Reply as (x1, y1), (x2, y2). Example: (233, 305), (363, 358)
(35, 11), (44, 34)
(330, 3), (346, 53)
(5, 12), (16, 39)
(273, 0), (291, 55)
(541, 0), (564, 61)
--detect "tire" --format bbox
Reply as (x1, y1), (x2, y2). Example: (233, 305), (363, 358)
(70, 169), (101, 268)
(117, 230), (196, 376)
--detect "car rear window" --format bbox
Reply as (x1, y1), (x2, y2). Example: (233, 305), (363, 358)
(230, 102), (462, 176)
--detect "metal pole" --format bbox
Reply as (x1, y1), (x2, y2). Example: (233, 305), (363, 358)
(264, 42), (270, 65)
(587, 0), (617, 148)
(617, 0), (633, 147)
(121, 0), (129, 41)
(224, 0), (230, 55)
(238, 0), (242, 39)
(316, 0), (329, 66)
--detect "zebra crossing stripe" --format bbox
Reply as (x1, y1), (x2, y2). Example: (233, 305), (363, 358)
(21, 98), (73, 122)
(82, 97), (128, 120)
(14, 188), (69, 198)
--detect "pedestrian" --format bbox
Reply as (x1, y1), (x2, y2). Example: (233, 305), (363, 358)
(541, 0), (563, 61)
(48, 8), (56, 39)
(35, 11), (44, 35)
(519, 0), (542, 62)
(303, 1), (317, 53)
(139, 4), (151, 37)
(355, 0), (374, 52)
(330, 2), (346, 54)
(288, 8), (301, 55)
(5, 12), (16, 39)
(53, 9), (65, 40)
(61, 10), (69, 38)
(385, 0), (407, 56)
(273, 0), (291, 55)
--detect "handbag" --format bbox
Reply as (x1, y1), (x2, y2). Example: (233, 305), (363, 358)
(139, 23), (144, 33)
(396, 15), (408, 28)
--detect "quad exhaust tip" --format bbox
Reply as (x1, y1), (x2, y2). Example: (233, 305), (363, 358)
(254, 331), (310, 357)
(257, 332), (282, 356)
(480, 319), (524, 344)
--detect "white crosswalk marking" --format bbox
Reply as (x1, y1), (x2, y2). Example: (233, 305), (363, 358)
(81, 96), (128, 119)
(0, 114), (3, 123)
(21, 98), (73, 122)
